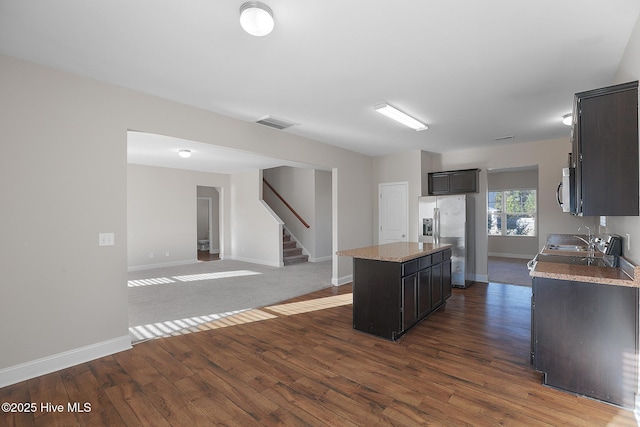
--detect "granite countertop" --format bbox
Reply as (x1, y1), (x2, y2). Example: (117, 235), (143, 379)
(336, 242), (452, 263)
(530, 233), (640, 288)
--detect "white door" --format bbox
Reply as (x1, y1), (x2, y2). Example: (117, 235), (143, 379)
(379, 182), (408, 243)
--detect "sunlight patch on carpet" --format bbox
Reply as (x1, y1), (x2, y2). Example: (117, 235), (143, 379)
(128, 270), (262, 287)
(265, 293), (352, 316)
(173, 270), (261, 282)
(128, 277), (175, 287)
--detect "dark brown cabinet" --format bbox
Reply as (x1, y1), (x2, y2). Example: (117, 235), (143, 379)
(531, 277), (639, 408)
(352, 249), (452, 340)
(428, 169), (479, 195)
(571, 81), (639, 216)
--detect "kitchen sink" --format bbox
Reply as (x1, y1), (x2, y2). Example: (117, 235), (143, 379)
(545, 244), (589, 252)
(533, 253), (610, 267)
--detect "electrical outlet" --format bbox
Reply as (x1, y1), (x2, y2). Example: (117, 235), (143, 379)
(98, 232), (115, 246)
(149, 252), (154, 259)
(626, 234), (631, 251)
(165, 251), (170, 257)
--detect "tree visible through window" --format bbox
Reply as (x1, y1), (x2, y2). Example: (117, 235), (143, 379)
(488, 189), (536, 236)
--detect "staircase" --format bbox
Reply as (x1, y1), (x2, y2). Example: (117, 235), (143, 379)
(282, 229), (308, 266)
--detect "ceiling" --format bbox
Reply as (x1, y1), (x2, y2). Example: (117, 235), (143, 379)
(1, 0), (639, 171)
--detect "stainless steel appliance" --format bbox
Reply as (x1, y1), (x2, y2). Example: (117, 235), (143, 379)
(557, 167), (575, 213)
(418, 195), (475, 288)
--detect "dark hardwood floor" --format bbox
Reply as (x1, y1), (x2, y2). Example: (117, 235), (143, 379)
(1, 282), (637, 426)
(197, 251), (220, 261)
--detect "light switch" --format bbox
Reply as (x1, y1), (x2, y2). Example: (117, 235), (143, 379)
(99, 232), (115, 246)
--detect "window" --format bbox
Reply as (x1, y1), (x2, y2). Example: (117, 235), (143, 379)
(488, 189), (536, 236)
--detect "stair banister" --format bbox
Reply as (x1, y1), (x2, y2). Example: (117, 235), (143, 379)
(263, 178), (311, 229)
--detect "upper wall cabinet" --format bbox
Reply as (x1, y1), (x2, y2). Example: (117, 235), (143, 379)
(428, 169), (480, 195)
(571, 81), (639, 216)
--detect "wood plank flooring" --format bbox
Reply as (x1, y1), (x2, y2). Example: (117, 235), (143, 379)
(1, 282), (637, 426)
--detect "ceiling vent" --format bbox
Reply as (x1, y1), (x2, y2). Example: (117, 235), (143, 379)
(255, 115), (298, 130)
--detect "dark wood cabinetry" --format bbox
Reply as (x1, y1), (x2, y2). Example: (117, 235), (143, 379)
(571, 81), (639, 216)
(428, 169), (479, 195)
(531, 277), (639, 408)
(352, 248), (452, 340)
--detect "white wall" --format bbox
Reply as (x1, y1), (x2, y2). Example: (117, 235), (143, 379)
(231, 169), (282, 266)
(127, 164), (230, 270)
(0, 54), (373, 386)
(314, 170), (332, 260)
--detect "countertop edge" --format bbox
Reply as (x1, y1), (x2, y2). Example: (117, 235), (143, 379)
(530, 262), (638, 288)
(337, 242), (453, 263)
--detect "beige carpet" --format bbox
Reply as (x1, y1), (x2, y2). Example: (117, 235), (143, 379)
(488, 256), (532, 286)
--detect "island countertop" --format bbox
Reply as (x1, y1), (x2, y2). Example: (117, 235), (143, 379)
(336, 242), (452, 263)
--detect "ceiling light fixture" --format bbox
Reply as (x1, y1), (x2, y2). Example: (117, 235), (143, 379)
(374, 103), (428, 131)
(240, 1), (274, 37)
(562, 113), (573, 126)
(178, 149), (192, 158)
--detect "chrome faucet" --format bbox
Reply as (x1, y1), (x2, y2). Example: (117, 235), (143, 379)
(575, 226), (595, 257)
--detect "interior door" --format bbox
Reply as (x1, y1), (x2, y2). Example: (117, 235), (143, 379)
(379, 182), (408, 243)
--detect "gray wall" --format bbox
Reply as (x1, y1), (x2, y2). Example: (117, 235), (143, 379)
(0, 54), (373, 386)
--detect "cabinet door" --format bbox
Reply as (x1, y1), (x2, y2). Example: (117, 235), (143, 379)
(431, 263), (443, 307)
(533, 277), (638, 408)
(575, 82), (639, 216)
(401, 273), (417, 331)
(450, 170), (478, 193)
(417, 268), (431, 318)
(429, 173), (450, 195)
(442, 259), (452, 300)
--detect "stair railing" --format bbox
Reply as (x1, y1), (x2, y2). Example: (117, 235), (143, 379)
(263, 178), (311, 229)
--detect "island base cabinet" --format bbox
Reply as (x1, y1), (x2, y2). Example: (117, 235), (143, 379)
(532, 277), (639, 408)
(352, 249), (452, 341)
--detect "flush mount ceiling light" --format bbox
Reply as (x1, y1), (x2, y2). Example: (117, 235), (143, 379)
(178, 149), (192, 158)
(240, 1), (274, 36)
(562, 113), (573, 126)
(374, 103), (428, 131)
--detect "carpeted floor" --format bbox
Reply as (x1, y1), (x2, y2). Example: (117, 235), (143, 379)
(128, 259), (332, 342)
(488, 256), (532, 286)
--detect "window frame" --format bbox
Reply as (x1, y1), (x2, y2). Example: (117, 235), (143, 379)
(487, 188), (537, 237)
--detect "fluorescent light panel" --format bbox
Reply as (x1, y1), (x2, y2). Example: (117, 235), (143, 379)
(374, 103), (428, 131)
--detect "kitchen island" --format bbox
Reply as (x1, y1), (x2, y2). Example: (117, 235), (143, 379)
(337, 242), (452, 341)
(530, 236), (640, 408)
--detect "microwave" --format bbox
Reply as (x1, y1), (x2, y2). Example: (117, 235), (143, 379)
(557, 167), (575, 213)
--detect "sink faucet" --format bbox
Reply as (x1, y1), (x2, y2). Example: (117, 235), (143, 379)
(575, 226), (595, 257)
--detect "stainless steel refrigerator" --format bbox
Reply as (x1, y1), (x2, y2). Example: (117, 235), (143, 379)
(418, 195), (475, 288)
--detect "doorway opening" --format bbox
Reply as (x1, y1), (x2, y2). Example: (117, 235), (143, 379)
(197, 186), (221, 262)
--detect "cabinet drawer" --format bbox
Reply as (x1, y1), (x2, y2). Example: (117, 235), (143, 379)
(402, 260), (418, 277)
(418, 255), (432, 270)
(442, 249), (452, 260)
(432, 251), (443, 264)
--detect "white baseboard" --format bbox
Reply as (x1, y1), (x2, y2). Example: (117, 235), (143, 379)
(229, 256), (282, 267)
(0, 335), (131, 388)
(332, 274), (353, 286)
(309, 255), (332, 262)
(471, 273), (489, 283)
(128, 259), (198, 272)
